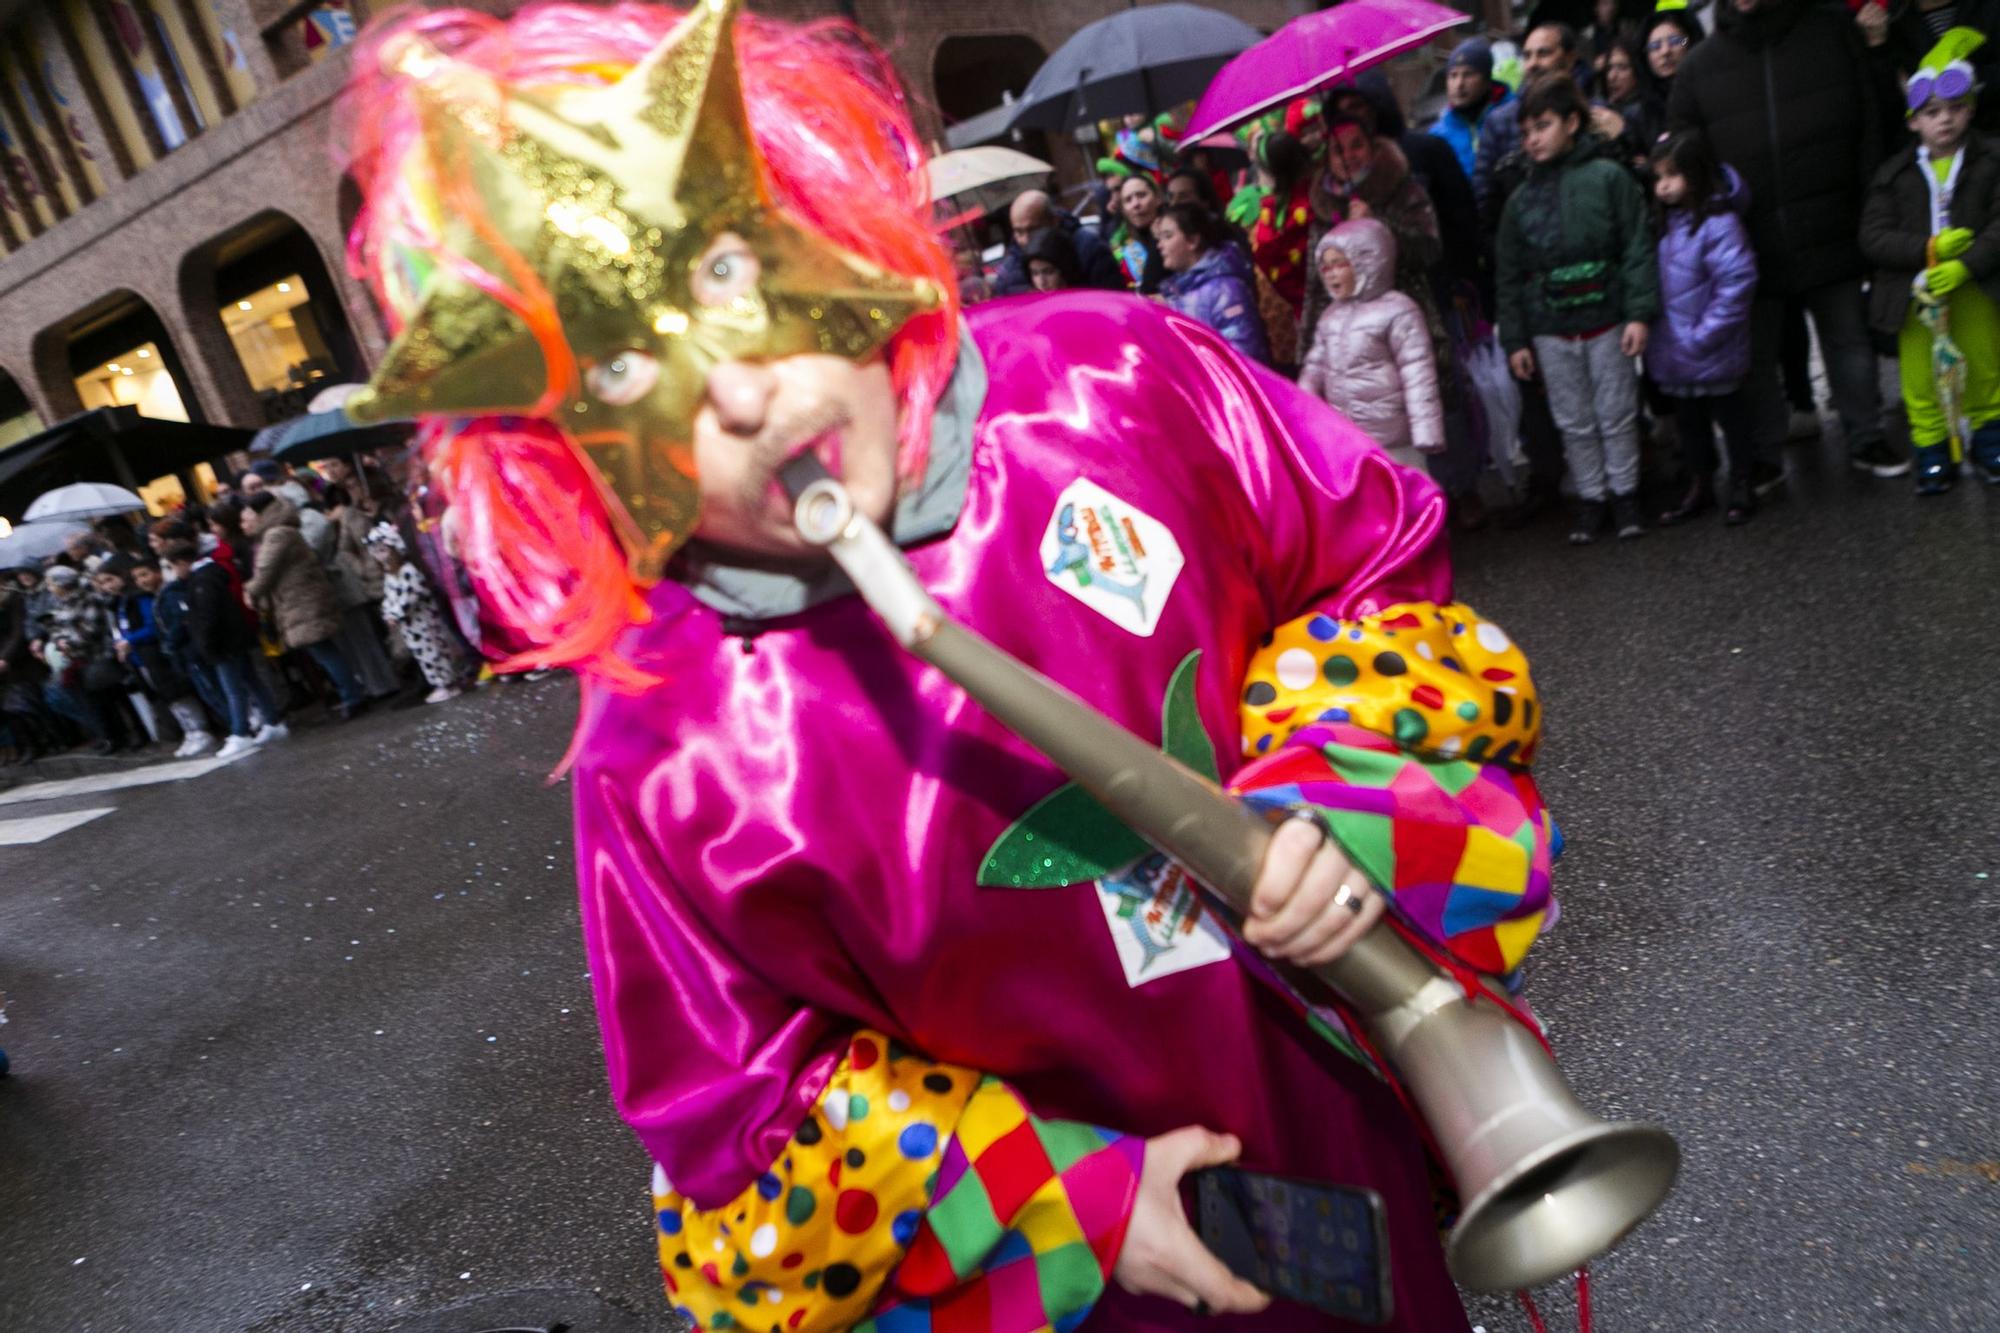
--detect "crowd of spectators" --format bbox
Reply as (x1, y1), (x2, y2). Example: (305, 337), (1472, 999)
(0, 454), (484, 767)
(959, 0), (1999, 539)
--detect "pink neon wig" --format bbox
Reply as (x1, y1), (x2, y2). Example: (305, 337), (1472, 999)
(341, 3), (960, 682)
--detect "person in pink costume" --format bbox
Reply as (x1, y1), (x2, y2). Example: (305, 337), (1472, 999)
(1300, 219), (1447, 473)
(341, 3), (1567, 1330)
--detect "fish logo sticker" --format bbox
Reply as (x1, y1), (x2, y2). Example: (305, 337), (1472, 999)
(1095, 853), (1232, 986)
(1040, 478), (1183, 636)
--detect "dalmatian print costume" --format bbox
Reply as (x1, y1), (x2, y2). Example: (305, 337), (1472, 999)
(367, 523), (462, 691)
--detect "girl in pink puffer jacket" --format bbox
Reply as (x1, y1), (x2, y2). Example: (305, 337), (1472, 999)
(1298, 219), (1444, 472)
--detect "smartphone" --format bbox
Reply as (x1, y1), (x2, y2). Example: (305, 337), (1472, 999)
(1194, 1166), (1393, 1325)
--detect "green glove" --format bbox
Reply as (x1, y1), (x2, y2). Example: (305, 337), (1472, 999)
(1927, 260), (1971, 295)
(1935, 228), (1973, 261)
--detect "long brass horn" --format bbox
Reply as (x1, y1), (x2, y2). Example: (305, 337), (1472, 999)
(782, 458), (1678, 1293)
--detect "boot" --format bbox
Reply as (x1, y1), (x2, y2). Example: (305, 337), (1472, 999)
(1972, 424), (2000, 486)
(1657, 479), (1714, 526)
(1568, 499), (1607, 545)
(1912, 444), (1957, 496)
(1611, 492), (1646, 540)
(1723, 478), (1757, 526)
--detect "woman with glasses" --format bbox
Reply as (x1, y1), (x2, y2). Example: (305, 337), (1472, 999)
(1643, 9), (1703, 104)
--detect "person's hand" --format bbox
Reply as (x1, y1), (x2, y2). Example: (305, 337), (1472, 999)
(1927, 260), (1971, 296)
(1621, 321), (1650, 358)
(115, 641), (130, 661)
(1112, 1127), (1271, 1316)
(1509, 347), (1537, 381)
(1589, 106), (1627, 140)
(1935, 228), (1974, 260)
(1855, 0), (1889, 46)
(1346, 196), (1372, 220)
(1242, 812), (1384, 968)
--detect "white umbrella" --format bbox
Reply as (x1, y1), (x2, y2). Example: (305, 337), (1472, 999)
(0, 520), (88, 568)
(926, 146), (1052, 203)
(23, 481), (147, 523)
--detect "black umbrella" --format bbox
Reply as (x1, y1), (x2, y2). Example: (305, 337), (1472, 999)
(1007, 3), (1265, 132)
(250, 406), (413, 465)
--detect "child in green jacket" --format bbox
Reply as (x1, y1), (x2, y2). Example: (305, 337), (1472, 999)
(1497, 75), (1661, 544)
(1859, 28), (2000, 494)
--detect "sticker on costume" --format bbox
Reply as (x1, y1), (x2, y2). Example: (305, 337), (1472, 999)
(1041, 478), (1184, 637)
(1096, 852), (1232, 986)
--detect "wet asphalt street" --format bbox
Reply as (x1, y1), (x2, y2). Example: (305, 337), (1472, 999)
(2, 427), (1998, 1332)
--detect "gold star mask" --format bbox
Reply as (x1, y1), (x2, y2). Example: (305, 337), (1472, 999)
(347, 0), (941, 577)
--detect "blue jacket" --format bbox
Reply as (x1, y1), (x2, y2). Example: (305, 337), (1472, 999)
(1430, 86), (1513, 184)
(1472, 96), (1524, 223)
(1647, 166), (1757, 394)
(991, 212), (1124, 295)
(1160, 243), (1271, 365)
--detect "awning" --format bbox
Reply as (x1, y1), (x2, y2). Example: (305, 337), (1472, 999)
(944, 101), (1023, 150)
(0, 407), (256, 520)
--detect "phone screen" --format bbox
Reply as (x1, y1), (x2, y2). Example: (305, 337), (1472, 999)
(1195, 1167), (1394, 1325)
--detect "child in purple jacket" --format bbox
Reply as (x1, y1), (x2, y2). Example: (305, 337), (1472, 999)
(1646, 130), (1761, 525)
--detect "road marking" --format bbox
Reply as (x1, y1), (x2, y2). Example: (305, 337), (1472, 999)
(0, 752), (249, 809)
(0, 807), (115, 845)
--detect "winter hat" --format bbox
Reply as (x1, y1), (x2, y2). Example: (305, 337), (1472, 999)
(44, 565), (80, 586)
(1907, 27), (1985, 115)
(1448, 38), (1495, 80)
(247, 459), (287, 483)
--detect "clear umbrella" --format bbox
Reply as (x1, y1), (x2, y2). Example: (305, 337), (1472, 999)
(0, 520), (89, 569)
(23, 481), (148, 523)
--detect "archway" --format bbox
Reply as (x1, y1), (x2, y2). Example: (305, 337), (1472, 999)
(0, 369), (40, 450)
(181, 210), (366, 425)
(932, 33), (1048, 129)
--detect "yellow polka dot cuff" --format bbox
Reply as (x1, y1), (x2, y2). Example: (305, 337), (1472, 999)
(1240, 602), (1540, 767)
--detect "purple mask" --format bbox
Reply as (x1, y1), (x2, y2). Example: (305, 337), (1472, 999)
(1907, 61), (1975, 113)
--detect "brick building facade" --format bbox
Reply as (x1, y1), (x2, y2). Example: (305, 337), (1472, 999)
(0, 0), (1490, 509)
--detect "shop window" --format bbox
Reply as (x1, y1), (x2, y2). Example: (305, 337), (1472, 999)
(74, 340), (190, 421)
(223, 273), (340, 419)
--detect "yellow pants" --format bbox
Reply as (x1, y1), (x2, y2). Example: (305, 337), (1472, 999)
(1900, 281), (2000, 449)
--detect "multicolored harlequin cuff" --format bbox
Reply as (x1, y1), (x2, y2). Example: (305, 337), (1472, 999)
(1231, 722), (1557, 976)
(1240, 602), (1540, 768)
(651, 1034), (1141, 1333)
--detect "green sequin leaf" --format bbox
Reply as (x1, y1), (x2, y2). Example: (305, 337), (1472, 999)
(1159, 649), (1219, 781)
(977, 651), (1214, 888)
(977, 781), (1151, 888)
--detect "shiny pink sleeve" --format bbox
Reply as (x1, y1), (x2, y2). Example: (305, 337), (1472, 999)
(572, 762), (846, 1211)
(1154, 309), (1454, 623)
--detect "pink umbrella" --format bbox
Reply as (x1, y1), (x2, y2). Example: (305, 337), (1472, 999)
(1181, 0), (1471, 142)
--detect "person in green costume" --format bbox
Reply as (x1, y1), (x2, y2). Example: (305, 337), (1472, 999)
(1860, 28), (2000, 494)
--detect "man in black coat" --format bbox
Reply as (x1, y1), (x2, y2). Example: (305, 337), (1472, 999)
(990, 190), (1124, 296)
(1670, 0), (1906, 479)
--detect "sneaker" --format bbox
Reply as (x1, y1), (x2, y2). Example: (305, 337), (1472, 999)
(216, 734), (259, 760)
(183, 731), (216, 756)
(1568, 500), (1607, 545)
(424, 686), (461, 704)
(1912, 445), (1957, 496)
(1657, 480), (1713, 526)
(254, 722), (291, 745)
(1785, 409), (1823, 441)
(1611, 493), (1646, 539)
(1749, 460), (1787, 499)
(172, 736), (198, 758)
(1850, 439), (1910, 478)
(1723, 479), (1757, 526)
